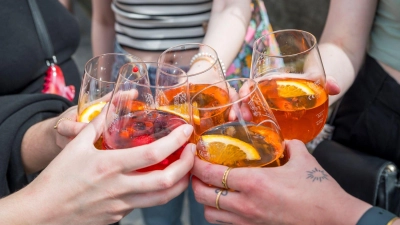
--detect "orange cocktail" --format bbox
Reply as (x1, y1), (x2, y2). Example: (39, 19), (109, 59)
(258, 77), (328, 143)
(251, 29), (329, 143)
(191, 78), (288, 168)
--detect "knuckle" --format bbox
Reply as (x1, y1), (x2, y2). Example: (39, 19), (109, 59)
(157, 176), (175, 189)
(199, 163), (214, 184)
(192, 185), (205, 204)
(141, 148), (161, 164)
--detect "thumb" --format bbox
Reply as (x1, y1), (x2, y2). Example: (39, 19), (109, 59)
(284, 139), (310, 159)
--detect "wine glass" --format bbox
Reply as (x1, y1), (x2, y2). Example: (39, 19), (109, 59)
(191, 78), (288, 168)
(251, 29), (329, 143)
(158, 43), (227, 96)
(77, 53), (144, 148)
(103, 62), (189, 172)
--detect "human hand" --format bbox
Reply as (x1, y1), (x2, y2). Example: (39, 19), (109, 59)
(21, 108), (195, 225)
(326, 75), (340, 95)
(191, 140), (371, 225)
(54, 105), (86, 148)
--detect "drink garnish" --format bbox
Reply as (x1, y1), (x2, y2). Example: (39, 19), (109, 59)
(78, 102), (107, 122)
(276, 80), (314, 97)
(198, 135), (261, 167)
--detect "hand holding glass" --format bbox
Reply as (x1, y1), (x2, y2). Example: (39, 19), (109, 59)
(77, 53), (143, 148)
(103, 62), (189, 171)
(251, 29), (329, 143)
(191, 78), (288, 167)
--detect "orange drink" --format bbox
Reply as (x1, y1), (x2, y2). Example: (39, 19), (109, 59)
(251, 29), (329, 143)
(258, 78), (329, 143)
(191, 78), (288, 168)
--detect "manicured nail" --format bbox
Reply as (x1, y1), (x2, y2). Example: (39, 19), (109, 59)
(183, 125), (193, 137)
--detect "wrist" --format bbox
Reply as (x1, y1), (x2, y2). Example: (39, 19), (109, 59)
(190, 52), (226, 76)
(356, 207), (398, 225)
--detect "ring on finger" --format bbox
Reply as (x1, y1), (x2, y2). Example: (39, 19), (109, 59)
(222, 167), (232, 189)
(54, 117), (73, 129)
(216, 189), (223, 210)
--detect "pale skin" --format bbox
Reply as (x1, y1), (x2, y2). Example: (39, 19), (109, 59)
(21, 105), (85, 174)
(318, 0), (399, 104)
(190, 0), (400, 224)
(1, 108), (196, 225)
(191, 140), (380, 225)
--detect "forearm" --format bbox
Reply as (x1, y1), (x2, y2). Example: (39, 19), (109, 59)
(326, 191), (372, 225)
(202, 0), (251, 67)
(21, 117), (61, 174)
(318, 43), (357, 105)
(0, 187), (44, 224)
(91, 0), (115, 56)
(318, 0), (378, 105)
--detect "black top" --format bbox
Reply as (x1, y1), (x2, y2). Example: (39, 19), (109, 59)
(0, 0), (81, 99)
(0, 0), (81, 196)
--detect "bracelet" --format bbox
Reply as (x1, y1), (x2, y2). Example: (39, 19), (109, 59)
(189, 52), (226, 76)
(356, 207), (398, 225)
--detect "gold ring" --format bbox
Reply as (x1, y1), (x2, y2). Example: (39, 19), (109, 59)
(53, 117), (73, 129)
(216, 189), (223, 210)
(222, 167), (232, 189)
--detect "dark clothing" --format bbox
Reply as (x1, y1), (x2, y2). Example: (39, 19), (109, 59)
(0, 0), (81, 102)
(332, 54), (400, 166)
(0, 1), (80, 197)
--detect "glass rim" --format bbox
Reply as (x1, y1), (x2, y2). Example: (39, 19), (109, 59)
(84, 53), (143, 84)
(253, 29), (317, 58)
(159, 43), (221, 77)
(190, 78), (258, 111)
(120, 61), (188, 89)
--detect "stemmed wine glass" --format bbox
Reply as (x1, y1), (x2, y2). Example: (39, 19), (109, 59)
(103, 62), (189, 171)
(251, 29), (329, 143)
(191, 78), (288, 168)
(77, 53), (143, 148)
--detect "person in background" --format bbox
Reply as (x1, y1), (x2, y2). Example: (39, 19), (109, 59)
(91, 1), (251, 225)
(191, 0), (400, 223)
(0, 0), (82, 197)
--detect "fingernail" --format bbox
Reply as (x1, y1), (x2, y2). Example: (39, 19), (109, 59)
(183, 125), (193, 137)
(191, 144), (196, 154)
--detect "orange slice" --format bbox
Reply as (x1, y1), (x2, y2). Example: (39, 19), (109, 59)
(276, 80), (314, 98)
(200, 135), (261, 166)
(158, 104), (193, 122)
(78, 102), (107, 123)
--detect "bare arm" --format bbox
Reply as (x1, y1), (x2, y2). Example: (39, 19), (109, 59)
(319, 0), (378, 104)
(202, 0), (251, 67)
(91, 0), (115, 56)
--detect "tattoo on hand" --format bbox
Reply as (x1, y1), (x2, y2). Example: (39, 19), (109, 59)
(216, 220), (233, 224)
(215, 188), (228, 196)
(307, 167), (329, 182)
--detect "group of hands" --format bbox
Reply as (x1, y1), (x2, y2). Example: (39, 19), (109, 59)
(21, 77), (362, 225)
